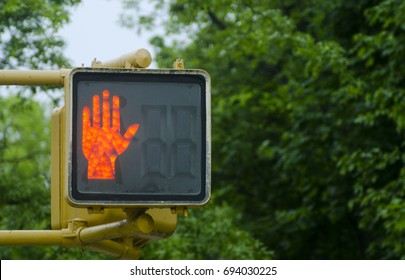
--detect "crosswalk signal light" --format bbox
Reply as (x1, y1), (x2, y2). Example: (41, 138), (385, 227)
(66, 68), (210, 207)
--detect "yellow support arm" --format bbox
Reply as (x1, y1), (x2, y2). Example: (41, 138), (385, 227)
(0, 69), (70, 86)
(0, 209), (174, 259)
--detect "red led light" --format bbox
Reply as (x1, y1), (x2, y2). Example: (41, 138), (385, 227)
(82, 90), (139, 179)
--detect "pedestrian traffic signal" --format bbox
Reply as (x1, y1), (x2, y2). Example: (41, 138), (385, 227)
(65, 68), (210, 207)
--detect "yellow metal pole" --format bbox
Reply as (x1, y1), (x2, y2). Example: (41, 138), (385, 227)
(91, 48), (152, 68)
(0, 230), (140, 259)
(79, 213), (154, 244)
(0, 230), (63, 246)
(0, 69), (70, 86)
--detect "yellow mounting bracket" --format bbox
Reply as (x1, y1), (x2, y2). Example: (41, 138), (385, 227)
(171, 206), (189, 217)
(173, 58), (185, 69)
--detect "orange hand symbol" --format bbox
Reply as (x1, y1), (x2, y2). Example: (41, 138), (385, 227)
(82, 90), (139, 179)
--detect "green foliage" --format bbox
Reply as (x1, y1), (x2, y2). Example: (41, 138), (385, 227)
(0, 96), (50, 231)
(0, 0), (81, 69)
(0, 95), (50, 259)
(142, 199), (274, 260)
(122, 0), (405, 259)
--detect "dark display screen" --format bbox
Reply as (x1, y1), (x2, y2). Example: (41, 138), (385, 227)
(69, 70), (209, 206)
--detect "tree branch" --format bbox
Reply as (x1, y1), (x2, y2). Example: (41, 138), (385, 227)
(207, 9), (226, 30)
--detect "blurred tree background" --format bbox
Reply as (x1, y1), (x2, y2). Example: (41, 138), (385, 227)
(1, 0), (404, 259)
(121, 0), (405, 259)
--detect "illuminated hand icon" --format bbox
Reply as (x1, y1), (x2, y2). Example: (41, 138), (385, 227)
(82, 90), (139, 179)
